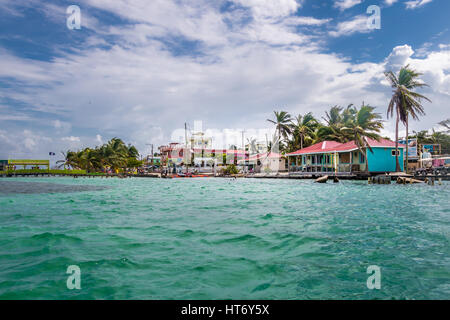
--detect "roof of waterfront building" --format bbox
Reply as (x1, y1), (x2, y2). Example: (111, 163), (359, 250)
(286, 138), (406, 156)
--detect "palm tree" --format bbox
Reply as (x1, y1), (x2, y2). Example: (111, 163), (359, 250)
(290, 112), (318, 150)
(385, 65), (431, 172)
(106, 138), (128, 170)
(81, 148), (101, 173)
(267, 111), (292, 145)
(56, 151), (81, 169)
(439, 119), (450, 133)
(127, 144), (140, 159)
(316, 104), (357, 143)
(59, 138), (140, 173)
(341, 104), (383, 173)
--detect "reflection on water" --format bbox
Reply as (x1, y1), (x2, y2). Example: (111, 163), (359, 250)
(0, 180), (108, 194)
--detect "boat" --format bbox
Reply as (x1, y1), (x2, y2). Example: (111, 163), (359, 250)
(173, 173), (210, 178)
(315, 175), (328, 183)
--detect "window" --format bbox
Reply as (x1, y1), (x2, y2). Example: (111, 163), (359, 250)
(339, 152), (350, 163)
(391, 150), (400, 156)
(359, 152), (365, 163)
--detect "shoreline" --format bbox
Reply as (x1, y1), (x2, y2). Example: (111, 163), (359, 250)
(1, 172), (449, 181)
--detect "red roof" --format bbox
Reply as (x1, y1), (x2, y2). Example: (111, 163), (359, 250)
(286, 138), (405, 156)
(286, 141), (342, 156)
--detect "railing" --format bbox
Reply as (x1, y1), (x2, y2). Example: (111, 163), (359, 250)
(289, 164), (365, 173)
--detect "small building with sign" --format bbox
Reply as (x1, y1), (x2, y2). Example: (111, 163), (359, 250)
(2, 159), (50, 171)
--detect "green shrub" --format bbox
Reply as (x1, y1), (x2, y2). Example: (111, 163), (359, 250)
(223, 164), (239, 175)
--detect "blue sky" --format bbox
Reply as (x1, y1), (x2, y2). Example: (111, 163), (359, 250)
(0, 0), (449, 161)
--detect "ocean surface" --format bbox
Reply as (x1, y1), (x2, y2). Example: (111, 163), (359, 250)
(0, 177), (449, 299)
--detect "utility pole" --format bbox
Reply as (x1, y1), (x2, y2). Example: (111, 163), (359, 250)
(146, 143), (154, 171)
(240, 130), (246, 171)
(185, 122), (188, 174)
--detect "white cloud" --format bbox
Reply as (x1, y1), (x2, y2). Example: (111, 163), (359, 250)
(283, 16), (331, 26)
(405, 0), (433, 9)
(385, 44), (415, 71)
(334, 0), (363, 11)
(0, 0), (448, 159)
(0, 114), (32, 121)
(415, 42), (433, 58)
(329, 15), (372, 37)
(61, 136), (81, 142)
(231, 0), (301, 19)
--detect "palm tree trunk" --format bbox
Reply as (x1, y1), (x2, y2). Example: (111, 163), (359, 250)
(395, 109), (401, 172)
(364, 148), (369, 173)
(405, 116), (409, 173)
(301, 135), (303, 149)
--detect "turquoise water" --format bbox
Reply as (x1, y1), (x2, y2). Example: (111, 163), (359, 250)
(0, 177), (449, 299)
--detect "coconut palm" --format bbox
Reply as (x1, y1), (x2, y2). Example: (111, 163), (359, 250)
(56, 151), (81, 169)
(439, 119), (450, 133)
(385, 65), (431, 172)
(290, 112), (318, 150)
(127, 144), (140, 159)
(81, 148), (101, 173)
(267, 111), (292, 144)
(317, 104), (356, 143)
(60, 138), (140, 173)
(341, 104), (383, 173)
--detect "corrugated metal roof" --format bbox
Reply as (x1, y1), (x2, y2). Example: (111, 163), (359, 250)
(286, 138), (406, 156)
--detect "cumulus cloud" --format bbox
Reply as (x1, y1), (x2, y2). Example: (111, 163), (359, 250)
(0, 0), (448, 159)
(385, 44), (415, 72)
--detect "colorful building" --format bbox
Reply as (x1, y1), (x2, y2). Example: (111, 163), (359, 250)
(158, 143), (247, 167)
(238, 152), (286, 173)
(286, 138), (405, 174)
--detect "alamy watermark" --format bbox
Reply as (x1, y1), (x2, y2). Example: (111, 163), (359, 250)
(366, 265), (381, 290)
(367, 5), (381, 30)
(66, 5), (81, 30)
(66, 265), (81, 290)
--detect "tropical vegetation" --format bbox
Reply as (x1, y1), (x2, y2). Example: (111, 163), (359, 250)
(384, 65), (431, 171)
(57, 138), (142, 173)
(266, 103), (384, 155)
(263, 64), (439, 173)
